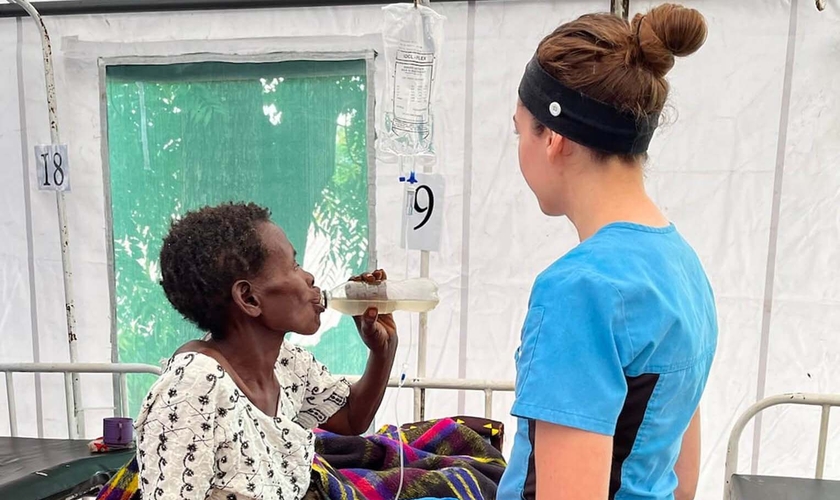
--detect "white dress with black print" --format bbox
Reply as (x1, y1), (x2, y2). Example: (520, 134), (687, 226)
(135, 343), (350, 500)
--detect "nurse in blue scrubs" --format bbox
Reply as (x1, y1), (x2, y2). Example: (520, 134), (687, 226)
(498, 4), (718, 500)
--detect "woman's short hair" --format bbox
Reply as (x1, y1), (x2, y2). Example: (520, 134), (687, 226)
(159, 202), (272, 338)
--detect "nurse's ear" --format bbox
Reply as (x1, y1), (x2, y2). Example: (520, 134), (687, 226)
(546, 132), (569, 165)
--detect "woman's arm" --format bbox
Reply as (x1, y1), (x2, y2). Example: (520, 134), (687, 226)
(318, 270), (398, 435)
(674, 409), (701, 500)
(535, 421), (613, 500)
(534, 411), (702, 500)
(321, 307), (398, 435)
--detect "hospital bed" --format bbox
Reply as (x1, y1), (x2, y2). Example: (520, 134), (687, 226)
(0, 436), (135, 500)
(724, 393), (840, 500)
(0, 362), (513, 499)
(0, 363), (160, 499)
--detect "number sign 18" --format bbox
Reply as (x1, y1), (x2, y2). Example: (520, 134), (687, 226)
(35, 144), (71, 192)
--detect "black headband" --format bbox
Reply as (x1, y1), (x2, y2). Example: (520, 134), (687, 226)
(518, 55), (659, 155)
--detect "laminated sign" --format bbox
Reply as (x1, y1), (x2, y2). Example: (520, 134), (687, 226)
(401, 172), (445, 252)
(35, 144), (71, 192)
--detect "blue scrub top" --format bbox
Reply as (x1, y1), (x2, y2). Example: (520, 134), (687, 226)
(498, 222), (718, 500)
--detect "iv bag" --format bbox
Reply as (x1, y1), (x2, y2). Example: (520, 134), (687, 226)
(379, 2), (445, 161)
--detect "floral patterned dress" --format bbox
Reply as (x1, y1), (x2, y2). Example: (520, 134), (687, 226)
(135, 343), (350, 500)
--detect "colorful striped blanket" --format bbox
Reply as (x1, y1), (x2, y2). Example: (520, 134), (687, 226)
(96, 454), (141, 500)
(97, 417), (505, 500)
(306, 417), (506, 500)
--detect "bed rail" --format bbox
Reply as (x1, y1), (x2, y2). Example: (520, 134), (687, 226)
(724, 392), (840, 500)
(345, 375), (515, 422)
(1, 362), (513, 438)
(0, 362), (161, 439)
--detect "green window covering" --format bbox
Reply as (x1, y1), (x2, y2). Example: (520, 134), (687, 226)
(105, 59), (371, 416)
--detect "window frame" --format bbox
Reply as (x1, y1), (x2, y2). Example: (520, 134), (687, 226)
(97, 50), (378, 414)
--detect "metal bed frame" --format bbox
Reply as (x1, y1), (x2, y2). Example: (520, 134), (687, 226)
(724, 393), (840, 500)
(1, 362), (513, 439)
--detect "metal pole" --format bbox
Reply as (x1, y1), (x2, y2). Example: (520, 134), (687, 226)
(413, 386), (422, 422)
(0, 0), (493, 18)
(8, 0), (83, 438)
(416, 143), (434, 419)
(64, 372), (77, 438)
(118, 373), (129, 418)
(611, 0), (629, 20)
(417, 259), (430, 375)
(0, 362), (162, 375)
(816, 405), (831, 479)
(5, 373), (18, 437)
(412, 0), (435, 422)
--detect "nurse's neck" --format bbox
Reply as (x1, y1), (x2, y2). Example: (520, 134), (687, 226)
(563, 159), (669, 242)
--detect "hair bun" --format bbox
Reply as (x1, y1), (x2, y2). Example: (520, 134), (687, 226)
(631, 3), (707, 78)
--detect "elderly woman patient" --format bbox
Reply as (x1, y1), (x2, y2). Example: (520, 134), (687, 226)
(135, 202), (397, 500)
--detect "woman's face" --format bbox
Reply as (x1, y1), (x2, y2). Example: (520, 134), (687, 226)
(514, 102), (566, 216)
(244, 222), (324, 335)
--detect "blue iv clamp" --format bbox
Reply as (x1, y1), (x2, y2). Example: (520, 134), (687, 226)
(400, 171), (419, 215)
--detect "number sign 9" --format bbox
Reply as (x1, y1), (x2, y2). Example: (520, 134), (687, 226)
(413, 185), (434, 230)
(402, 172), (444, 252)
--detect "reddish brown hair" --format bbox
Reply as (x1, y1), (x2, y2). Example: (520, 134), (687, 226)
(536, 3), (707, 158)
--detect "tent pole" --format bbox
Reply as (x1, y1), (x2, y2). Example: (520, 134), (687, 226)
(611, 0), (629, 20)
(417, 245), (429, 421)
(0, 0), (488, 18)
(7, 0), (83, 439)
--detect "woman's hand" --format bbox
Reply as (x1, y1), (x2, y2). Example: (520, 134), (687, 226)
(321, 270), (398, 436)
(350, 269), (398, 355)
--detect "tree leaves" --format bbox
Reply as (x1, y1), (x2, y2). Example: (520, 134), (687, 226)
(107, 63), (372, 416)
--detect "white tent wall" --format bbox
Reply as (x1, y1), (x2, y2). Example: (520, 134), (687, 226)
(0, 16), (40, 439)
(761, 0), (840, 481)
(631, 0), (788, 491)
(0, 1), (838, 499)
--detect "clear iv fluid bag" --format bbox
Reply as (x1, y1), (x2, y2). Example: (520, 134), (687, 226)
(379, 3), (445, 159)
(321, 278), (440, 316)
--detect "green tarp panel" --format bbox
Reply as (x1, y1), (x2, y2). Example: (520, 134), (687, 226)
(105, 59), (371, 416)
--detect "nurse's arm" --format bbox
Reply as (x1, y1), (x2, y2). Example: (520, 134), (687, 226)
(674, 409), (701, 500)
(535, 420), (613, 500)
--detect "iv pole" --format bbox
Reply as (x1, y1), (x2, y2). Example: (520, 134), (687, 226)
(412, 0), (432, 421)
(7, 0), (84, 439)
